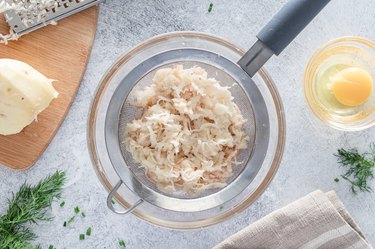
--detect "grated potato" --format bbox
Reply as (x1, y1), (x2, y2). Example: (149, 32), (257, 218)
(125, 66), (249, 193)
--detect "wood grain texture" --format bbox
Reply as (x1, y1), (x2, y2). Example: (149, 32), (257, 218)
(0, 7), (98, 170)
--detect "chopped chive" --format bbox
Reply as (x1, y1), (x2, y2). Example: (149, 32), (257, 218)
(60, 201), (65, 207)
(68, 216), (75, 223)
(119, 239), (126, 247)
(63, 221), (67, 227)
(81, 212), (86, 217)
(86, 226), (92, 236)
(111, 199), (116, 204)
(334, 177), (339, 182)
(74, 206), (80, 214)
(48, 245), (54, 249)
(79, 234), (85, 240)
(208, 3), (213, 13)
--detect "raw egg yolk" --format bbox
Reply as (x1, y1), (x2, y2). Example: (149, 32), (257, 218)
(332, 67), (373, 107)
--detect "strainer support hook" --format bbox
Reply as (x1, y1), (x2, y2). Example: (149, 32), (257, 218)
(107, 180), (144, 215)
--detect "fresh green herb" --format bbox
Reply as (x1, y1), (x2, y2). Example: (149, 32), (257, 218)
(335, 144), (375, 193)
(60, 201), (65, 207)
(74, 206), (80, 214)
(63, 221), (67, 227)
(208, 3), (213, 13)
(79, 234), (85, 241)
(0, 171), (65, 249)
(67, 216), (75, 224)
(86, 227), (92, 236)
(48, 245), (55, 249)
(334, 177), (339, 182)
(119, 239), (126, 247)
(111, 199), (116, 205)
(81, 212), (86, 217)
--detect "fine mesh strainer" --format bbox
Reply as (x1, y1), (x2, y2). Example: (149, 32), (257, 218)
(89, 0), (330, 224)
(106, 54), (269, 212)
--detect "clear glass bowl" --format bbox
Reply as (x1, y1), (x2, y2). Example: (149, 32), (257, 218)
(87, 32), (285, 228)
(304, 37), (375, 131)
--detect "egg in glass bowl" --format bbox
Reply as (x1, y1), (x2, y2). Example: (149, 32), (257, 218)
(304, 37), (375, 131)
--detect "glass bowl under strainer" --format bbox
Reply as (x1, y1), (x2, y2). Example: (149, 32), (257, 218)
(304, 37), (375, 131)
(88, 32), (285, 228)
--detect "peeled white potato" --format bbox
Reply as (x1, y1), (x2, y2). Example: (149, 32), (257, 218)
(0, 59), (58, 135)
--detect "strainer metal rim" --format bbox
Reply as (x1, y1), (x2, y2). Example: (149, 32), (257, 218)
(104, 48), (270, 212)
(87, 32), (286, 228)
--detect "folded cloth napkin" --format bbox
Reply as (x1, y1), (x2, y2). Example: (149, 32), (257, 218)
(213, 190), (372, 249)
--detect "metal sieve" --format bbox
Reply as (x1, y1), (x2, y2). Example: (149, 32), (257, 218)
(107, 54), (266, 212)
(99, 0), (330, 215)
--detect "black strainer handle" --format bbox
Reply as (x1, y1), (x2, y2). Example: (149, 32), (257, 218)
(107, 180), (144, 215)
(238, 0), (330, 77)
(258, 0), (330, 56)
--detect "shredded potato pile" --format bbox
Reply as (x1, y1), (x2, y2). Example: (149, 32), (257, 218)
(125, 66), (249, 193)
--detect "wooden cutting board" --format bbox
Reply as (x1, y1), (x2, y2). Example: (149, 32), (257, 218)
(0, 7), (99, 170)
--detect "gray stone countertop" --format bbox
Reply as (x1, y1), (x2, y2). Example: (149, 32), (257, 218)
(1, 0), (375, 248)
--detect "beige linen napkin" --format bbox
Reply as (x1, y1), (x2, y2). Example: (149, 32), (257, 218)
(214, 190), (372, 249)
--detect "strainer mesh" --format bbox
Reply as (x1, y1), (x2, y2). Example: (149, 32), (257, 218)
(118, 62), (256, 199)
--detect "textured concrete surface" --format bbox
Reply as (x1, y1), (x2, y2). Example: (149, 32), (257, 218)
(1, 0), (375, 248)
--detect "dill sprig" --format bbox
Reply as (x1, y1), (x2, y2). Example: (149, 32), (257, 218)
(119, 239), (126, 247)
(86, 227), (92, 236)
(208, 3), (213, 13)
(0, 171), (66, 249)
(335, 144), (375, 194)
(74, 206), (80, 214)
